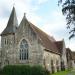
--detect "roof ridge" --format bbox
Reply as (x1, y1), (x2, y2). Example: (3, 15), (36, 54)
(29, 22), (60, 54)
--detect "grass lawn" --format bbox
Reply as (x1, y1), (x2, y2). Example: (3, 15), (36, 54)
(51, 70), (71, 75)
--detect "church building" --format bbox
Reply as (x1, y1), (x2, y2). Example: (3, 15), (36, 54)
(0, 7), (74, 73)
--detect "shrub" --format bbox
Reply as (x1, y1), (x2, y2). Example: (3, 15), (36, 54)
(0, 69), (3, 74)
(0, 65), (50, 75)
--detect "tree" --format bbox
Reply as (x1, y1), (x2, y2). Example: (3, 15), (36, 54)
(58, 0), (75, 39)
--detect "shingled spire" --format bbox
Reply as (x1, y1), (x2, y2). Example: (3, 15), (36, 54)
(1, 7), (18, 36)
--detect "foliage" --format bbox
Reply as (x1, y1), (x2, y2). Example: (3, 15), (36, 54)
(58, 0), (75, 39)
(0, 65), (50, 75)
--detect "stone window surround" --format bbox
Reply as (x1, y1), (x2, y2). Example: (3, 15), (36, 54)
(19, 39), (29, 60)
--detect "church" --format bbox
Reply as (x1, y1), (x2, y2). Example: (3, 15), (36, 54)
(0, 7), (75, 73)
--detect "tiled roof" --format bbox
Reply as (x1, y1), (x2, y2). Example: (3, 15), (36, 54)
(55, 41), (63, 54)
(29, 22), (60, 54)
(19, 15), (60, 54)
(71, 51), (75, 60)
(1, 7), (18, 36)
(1, 6), (61, 55)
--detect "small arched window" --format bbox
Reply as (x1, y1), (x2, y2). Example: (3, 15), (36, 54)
(51, 59), (54, 73)
(20, 39), (28, 60)
(51, 59), (53, 66)
(4, 38), (7, 45)
(56, 60), (59, 65)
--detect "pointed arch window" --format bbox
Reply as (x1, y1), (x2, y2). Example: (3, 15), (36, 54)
(51, 59), (54, 73)
(20, 39), (28, 60)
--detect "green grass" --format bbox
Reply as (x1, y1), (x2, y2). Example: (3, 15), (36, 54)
(51, 70), (71, 75)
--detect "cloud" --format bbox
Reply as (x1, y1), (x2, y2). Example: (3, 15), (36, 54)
(39, 9), (75, 51)
(41, 9), (66, 36)
(0, 18), (8, 34)
(0, 0), (75, 51)
(0, 0), (43, 31)
(38, 0), (49, 4)
(0, 0), (44, 47)
(66, 38), (75, 51)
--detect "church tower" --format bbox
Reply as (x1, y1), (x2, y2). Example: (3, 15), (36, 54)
(1, 7), (18, 67)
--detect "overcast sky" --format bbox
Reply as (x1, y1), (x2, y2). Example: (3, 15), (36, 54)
(0, 0), (75, 51)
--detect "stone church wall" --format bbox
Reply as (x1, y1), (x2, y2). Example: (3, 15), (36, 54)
(14, 20), (44, 65)
(0, 7), (75, 72)
(1, 34), (16, 67)
(44, 51), (61, 73)
(72, 60), (75, 69)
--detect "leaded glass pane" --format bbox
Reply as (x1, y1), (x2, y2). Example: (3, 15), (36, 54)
(20, 39), (28, 60)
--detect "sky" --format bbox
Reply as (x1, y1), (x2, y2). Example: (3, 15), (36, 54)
(0, 0), (75, 51)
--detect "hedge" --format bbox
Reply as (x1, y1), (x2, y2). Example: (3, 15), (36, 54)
(0, 65), (50, 75)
